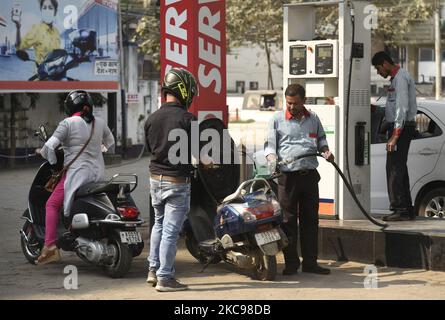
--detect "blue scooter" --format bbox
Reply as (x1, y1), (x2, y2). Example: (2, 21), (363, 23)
(185, 176), (287, 281)
(184, 155), (287, 281)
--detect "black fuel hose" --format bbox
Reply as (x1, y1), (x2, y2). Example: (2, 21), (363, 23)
(329, 159), (387, 228)
(198, 152), (388, 228)
(281, 153), (387, 228)
(344, 0), (356, 187)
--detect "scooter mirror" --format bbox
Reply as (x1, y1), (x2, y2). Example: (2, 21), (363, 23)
(39, 125), (48, 141)
(16, 50), (30, 61)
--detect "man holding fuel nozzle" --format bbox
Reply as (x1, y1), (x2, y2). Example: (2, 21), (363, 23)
(265, 83), (334, 276)
(372, 51), (417, 221)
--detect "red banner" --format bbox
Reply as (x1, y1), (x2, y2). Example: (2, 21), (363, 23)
(161, 0), (227, 124)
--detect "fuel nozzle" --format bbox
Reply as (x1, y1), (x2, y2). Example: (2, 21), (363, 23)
(348, 0), (355, 17)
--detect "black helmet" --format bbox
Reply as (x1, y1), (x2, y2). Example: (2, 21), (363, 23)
(161, 68), (198, 108)
(64, 90), (94, 122)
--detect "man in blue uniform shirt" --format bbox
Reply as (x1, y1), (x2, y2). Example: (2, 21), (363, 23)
(372, 51), (417, 221)
(265, 83), (334, 275)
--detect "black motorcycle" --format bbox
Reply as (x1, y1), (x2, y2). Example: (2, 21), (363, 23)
(20, 125), (144, 278)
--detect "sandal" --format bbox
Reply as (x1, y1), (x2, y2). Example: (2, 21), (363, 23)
(36, 244), (61, 265)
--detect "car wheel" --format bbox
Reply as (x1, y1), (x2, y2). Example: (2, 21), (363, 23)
(418, 187), (445, 218)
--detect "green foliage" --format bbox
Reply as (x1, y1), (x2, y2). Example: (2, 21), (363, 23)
(132, 10), (160, 67)
(372, 0), (434, 45)
(315, 0), (435, 45)
(126, 0), (160, 69)
(227, 0), (435, 47)
(226, 0), (294, 89)
(128, 0), (436, 74)
(226, 0), (289, 50)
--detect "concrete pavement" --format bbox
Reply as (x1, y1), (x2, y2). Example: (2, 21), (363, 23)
(0, 157), (444, 300)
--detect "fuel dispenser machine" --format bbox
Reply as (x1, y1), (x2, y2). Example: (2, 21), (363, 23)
(283, 1), (371, 220)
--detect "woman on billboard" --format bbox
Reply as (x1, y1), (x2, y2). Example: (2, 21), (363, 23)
(12, 0), (60, 65)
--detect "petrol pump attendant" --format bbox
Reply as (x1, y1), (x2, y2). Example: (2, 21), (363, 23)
(372, 51), (417, 221)
(265, 83), (334, 275)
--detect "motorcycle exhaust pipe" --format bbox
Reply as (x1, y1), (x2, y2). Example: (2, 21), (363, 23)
(225, 251), (253, 269)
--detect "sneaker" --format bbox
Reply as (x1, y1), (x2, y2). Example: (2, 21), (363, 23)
(146, 269), (157, 285)
(155, 278), (188, 292)
(36, 244), (60, 265)
(302, 264), (331, 275)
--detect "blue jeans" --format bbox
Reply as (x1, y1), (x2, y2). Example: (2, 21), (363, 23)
(148, 178), (191, 280)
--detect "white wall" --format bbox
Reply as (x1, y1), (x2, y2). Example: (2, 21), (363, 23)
(227, 44), (283, 92)
(117, 45), (159, 147)
(125, 79), (158, 145)
(418, 61), (445, 83)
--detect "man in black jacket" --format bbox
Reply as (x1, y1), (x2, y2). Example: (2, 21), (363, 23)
(144, 68), (198, 292)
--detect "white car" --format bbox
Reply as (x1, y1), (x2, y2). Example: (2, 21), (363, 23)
(371, 100), (445, 218)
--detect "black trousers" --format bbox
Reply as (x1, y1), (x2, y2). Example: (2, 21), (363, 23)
(386, 124), (416, 213)
(277, 170), (320, 268)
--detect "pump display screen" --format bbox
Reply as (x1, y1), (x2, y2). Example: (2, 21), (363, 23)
(315, 44), (334, 75)
(318, 46), (332, 58)
(289, 46), (306, 75)
(292, 47), (305, 59)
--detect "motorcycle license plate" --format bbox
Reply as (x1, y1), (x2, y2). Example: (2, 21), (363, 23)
(254, 228), (281, 246)
(119, 231), (142, 244)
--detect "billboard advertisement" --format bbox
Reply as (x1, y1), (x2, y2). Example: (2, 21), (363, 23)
(0, 0), (119, 92)
(161, 0), (227, 124)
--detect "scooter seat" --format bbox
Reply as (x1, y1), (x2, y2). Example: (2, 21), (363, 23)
(221, 191), (244, 204)
(76, 182), (125, 197)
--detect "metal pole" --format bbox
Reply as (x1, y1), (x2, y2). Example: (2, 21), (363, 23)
(435, 0), (442, 100)
(107, 92), (118, 143)
(118, 1), (128, 157)
(9, 94), (16, 169)
(240, 143), (246, 183)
